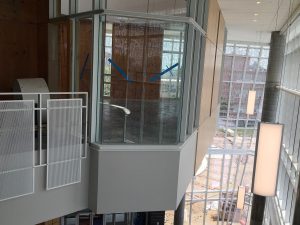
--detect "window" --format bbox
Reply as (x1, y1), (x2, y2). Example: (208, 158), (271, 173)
(98, 17), (187, 144)
(213, 43), (269, 150)
(185, 42), (270, 225)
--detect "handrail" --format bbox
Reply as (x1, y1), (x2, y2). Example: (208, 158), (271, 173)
(277, 85), (300, 97)
(99, 102), (131, 115)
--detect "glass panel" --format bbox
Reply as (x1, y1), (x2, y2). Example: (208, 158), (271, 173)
(75, 18), (93, 93)
(99, 17), (186, 144)
(225, 44), (234, 54)
(258, 58), (268, 72)
(79, 213), (92, 225)
(106, 0), (149, 13)
(49, 0), (55, 18)
(104, 83), (111, 96)
(245, 58), (258, 81)
(51, 0), (70, 17)
(104, 75), (111, 83)
(48, 20), (72, 92)
(229, 83), (242, 119)
(239, 84), (252, 119)
(233, 57), (246, 81)
(78, 0), (93, 12)
(194, 42), (270, 225)
(223, 56), (233, 81)
(235, 45), (247, 56)
(261, 47), (270, 58)
(219, 82), (230, 119)
(115, 214), (125, 223)
(60, 0), (70, 15)
(149, 0), (187, 16)
(248, 47), (260, 57)
(106, 0), (187, 16)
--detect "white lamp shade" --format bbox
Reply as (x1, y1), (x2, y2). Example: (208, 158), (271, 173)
(246, 90), (256, 115)
(237, 186), (246, 209)
(253, 123), (283, 196)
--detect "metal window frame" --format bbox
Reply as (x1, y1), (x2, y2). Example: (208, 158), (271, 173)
(49, 1), (208, 144)
(186, 42), (270, 225)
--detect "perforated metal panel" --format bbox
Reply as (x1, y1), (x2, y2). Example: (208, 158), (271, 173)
(47, 99), (82, 189)
(0, 100), (34, 201)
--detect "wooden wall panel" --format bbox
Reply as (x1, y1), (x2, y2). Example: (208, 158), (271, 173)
(48, 20), (72, 92)
(195, 108), (218, 170)
(111, 23), (162, 100)
(211, 49), (223, 112)
(58, 21), (71, 92)
(37, 0), (49, 82)
(195, 0), (226, 171)
(211, 13), (226, 112)
(0, 0), (48, 92)
(145, 26), (163, 100)
(199, 41), (217, 125)
(111, 23), (129, 99)
(217, 13), (226, 52)
(206, 0), (220, 45)
(77, 19), (93, 92)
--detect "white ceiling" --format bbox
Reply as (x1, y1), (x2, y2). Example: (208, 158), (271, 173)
(218, 0), (300, 43)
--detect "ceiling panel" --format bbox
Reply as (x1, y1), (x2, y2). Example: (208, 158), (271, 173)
(218, 0), (300, 42)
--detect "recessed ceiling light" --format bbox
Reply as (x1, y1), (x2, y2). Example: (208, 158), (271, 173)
(257, 1), (261, 4)
(254, 13), (259, 16)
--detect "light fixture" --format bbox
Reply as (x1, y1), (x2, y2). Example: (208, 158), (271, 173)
(253, 19), (257, 22)
(246, 90), (256, 115)
(252, 123), (283, 196)
(256, 1), (261, 4)
(237, 186), (246, 209)
(254, 13), (259, 16)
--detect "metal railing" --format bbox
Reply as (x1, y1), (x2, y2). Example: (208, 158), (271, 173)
(0, 92), (88, 201)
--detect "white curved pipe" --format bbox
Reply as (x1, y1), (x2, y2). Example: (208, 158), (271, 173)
(100, 102), (131, 115)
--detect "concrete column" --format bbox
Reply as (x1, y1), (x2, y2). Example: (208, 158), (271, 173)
(250, 31), (286, 225)
(293, 186), (300, 224)
(261, 31), (286, 122)
(174, 194), (185, 225)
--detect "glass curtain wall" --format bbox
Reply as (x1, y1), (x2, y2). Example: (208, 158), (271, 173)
(214, 43), (269, 150)
(49, 0), (208, 145)
(184, 42), (270, 225)
(100, 17), (186, 144)
(264, 15), (300, 225)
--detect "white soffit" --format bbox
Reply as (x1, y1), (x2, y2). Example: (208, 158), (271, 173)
(218, 0), (300, 43)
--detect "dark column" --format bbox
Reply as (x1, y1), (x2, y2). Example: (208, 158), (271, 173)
(174, 194), (185, 225)
(250, 31), (286, 225)
(261, 31), (286, 123)
(293, 187), (300, 224)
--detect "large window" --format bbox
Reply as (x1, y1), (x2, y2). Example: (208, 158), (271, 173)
(183, 42), (270, 225)
(49, 0), (209, 145)
(106, 0), (187, 16)
(263, 16), (300, 225)
(50, 0), (188, 18)
(99, 17), (186, 144)
(214, 43), (269, 150)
